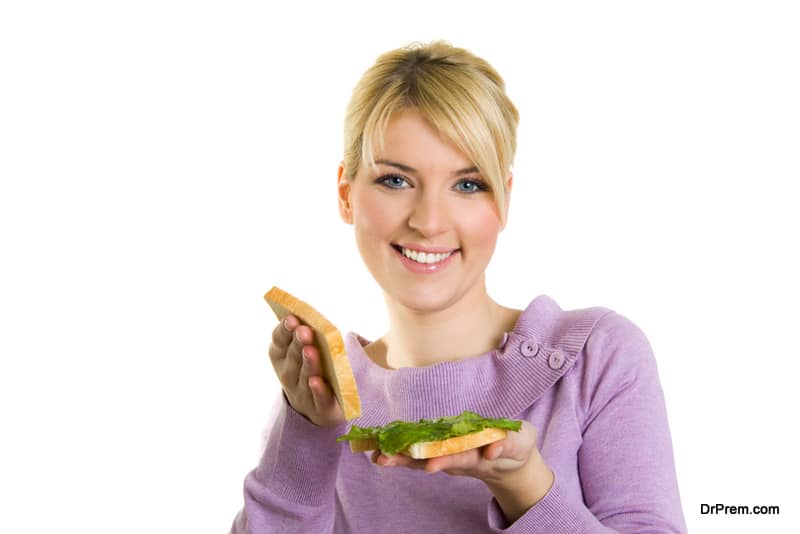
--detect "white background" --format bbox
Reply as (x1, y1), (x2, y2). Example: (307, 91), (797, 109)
(1, 1), (798, 532)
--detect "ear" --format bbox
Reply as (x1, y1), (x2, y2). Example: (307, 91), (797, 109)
(500, 172), (513, 231)
(337, 162), (354, 225)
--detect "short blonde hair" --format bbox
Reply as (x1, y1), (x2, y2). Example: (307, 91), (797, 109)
(343, 40), (519, 220)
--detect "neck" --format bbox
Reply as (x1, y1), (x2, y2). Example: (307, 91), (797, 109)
(374, 281), (519, 369)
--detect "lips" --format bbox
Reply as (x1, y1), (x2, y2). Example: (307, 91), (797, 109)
(390, 244), (460, 273)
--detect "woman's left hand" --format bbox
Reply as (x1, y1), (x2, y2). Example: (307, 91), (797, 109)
(372, 421), (555, 522)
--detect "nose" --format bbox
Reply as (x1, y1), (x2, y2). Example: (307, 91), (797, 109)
(407, 189), (450, 237)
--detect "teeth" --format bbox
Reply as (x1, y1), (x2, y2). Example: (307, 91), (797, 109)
(400, 247), (454, 264)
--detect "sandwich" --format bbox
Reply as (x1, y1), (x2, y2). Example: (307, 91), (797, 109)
(336, 410), (522, 459)
(264, 286), (361, 420)
(265, 287), (522, 457)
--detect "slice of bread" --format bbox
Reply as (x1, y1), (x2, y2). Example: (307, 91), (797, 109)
(407, 427), (508, 459)
(264, 286), (361, 420)
(350, 427), (508, 459)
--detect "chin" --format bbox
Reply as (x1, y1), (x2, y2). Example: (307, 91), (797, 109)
(390, 285), (462, 314)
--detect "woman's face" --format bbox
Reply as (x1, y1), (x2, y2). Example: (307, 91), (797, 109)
(338, 107), (511, 314)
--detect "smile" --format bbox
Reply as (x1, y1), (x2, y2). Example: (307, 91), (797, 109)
(391, 244), (460, 273)
(398, 246), (454, 264)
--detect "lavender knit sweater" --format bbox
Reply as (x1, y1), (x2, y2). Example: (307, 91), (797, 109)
(231, 295), (686, 533)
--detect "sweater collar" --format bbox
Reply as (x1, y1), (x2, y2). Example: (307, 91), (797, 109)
(344, 295), (611, 425)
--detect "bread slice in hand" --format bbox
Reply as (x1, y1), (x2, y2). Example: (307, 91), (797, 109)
(264, 286), (361, 420)
(338, 411), (522, 459)
(351, 427), (508, 459)
(407, 427), (508, 459)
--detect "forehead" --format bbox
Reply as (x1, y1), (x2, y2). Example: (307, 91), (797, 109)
(375, 109), (473, 171)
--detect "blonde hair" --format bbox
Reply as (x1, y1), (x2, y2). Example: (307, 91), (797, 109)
(343, 40), (519, 220)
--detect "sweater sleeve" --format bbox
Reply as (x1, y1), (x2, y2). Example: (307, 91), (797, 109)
(487, 312), (686, 533)
(230, 394), (346, 534)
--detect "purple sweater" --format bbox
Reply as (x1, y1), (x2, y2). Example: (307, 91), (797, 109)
(231, 295), (686, 533)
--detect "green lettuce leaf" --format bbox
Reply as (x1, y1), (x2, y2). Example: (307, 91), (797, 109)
(336, 410), (522, 455)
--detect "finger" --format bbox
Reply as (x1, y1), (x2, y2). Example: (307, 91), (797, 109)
(483, 439), (506, 461)
(269, 315), (297, 362)
(425, 448), (482, 474)
(293, 324), (315, 347)
(375, 453), (426, 470)
(498, 422), (537, 462)
(298, 343), (320, 388)
(287, 324), (316, 387)
(308, 375), (342, 418)
(281, 328), (305, 386)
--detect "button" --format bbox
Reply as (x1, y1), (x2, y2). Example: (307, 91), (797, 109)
(548, 350), (565, 370)
(520, 339), (539, 358)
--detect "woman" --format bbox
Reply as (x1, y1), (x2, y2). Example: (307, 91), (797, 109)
(232, 41), (686, 533)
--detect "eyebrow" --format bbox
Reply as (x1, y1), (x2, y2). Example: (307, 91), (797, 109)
(374, 159), (479, 176)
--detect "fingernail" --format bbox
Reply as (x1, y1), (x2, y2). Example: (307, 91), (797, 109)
(283, 317), (293, 330)
(301, 347), (309, 360)
(493, 447), (503, 459)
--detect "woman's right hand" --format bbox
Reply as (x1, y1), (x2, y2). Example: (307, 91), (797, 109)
(268, 314), (345, 427)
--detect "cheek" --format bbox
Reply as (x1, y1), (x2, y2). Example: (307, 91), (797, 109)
(462, 205), (502, 252)
(352, 191), (400, 242)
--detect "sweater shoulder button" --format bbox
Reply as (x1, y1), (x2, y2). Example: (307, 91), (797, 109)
(520, 339), (540, 358)
(548, 349), (565, 370)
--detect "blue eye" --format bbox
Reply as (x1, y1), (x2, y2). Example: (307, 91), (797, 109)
(377, 174), (411, 189)
(455, 179), (491, 193)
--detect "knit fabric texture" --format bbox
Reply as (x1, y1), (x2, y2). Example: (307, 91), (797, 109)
(231, 295), (686, 533)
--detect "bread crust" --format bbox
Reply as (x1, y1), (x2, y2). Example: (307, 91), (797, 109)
(264, 286), (361, 420)
(349, 427), (508, 459)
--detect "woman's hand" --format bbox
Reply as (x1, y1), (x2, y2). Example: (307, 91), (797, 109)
(268, 314), (345, 427)
(372, 421), (554, 522)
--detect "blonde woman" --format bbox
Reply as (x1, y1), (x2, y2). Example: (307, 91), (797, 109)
(231, 41), (686, 533)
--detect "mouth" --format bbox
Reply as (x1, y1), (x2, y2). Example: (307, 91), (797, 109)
(391, 244), (460, 265)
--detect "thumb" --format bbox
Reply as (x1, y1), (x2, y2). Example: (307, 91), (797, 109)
(484, 439), (506, 460)
(486, 421), (537, 461)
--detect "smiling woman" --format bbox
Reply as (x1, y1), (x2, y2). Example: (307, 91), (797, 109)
(336, 107), (519, 369)
(231, 41), (687, 533)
